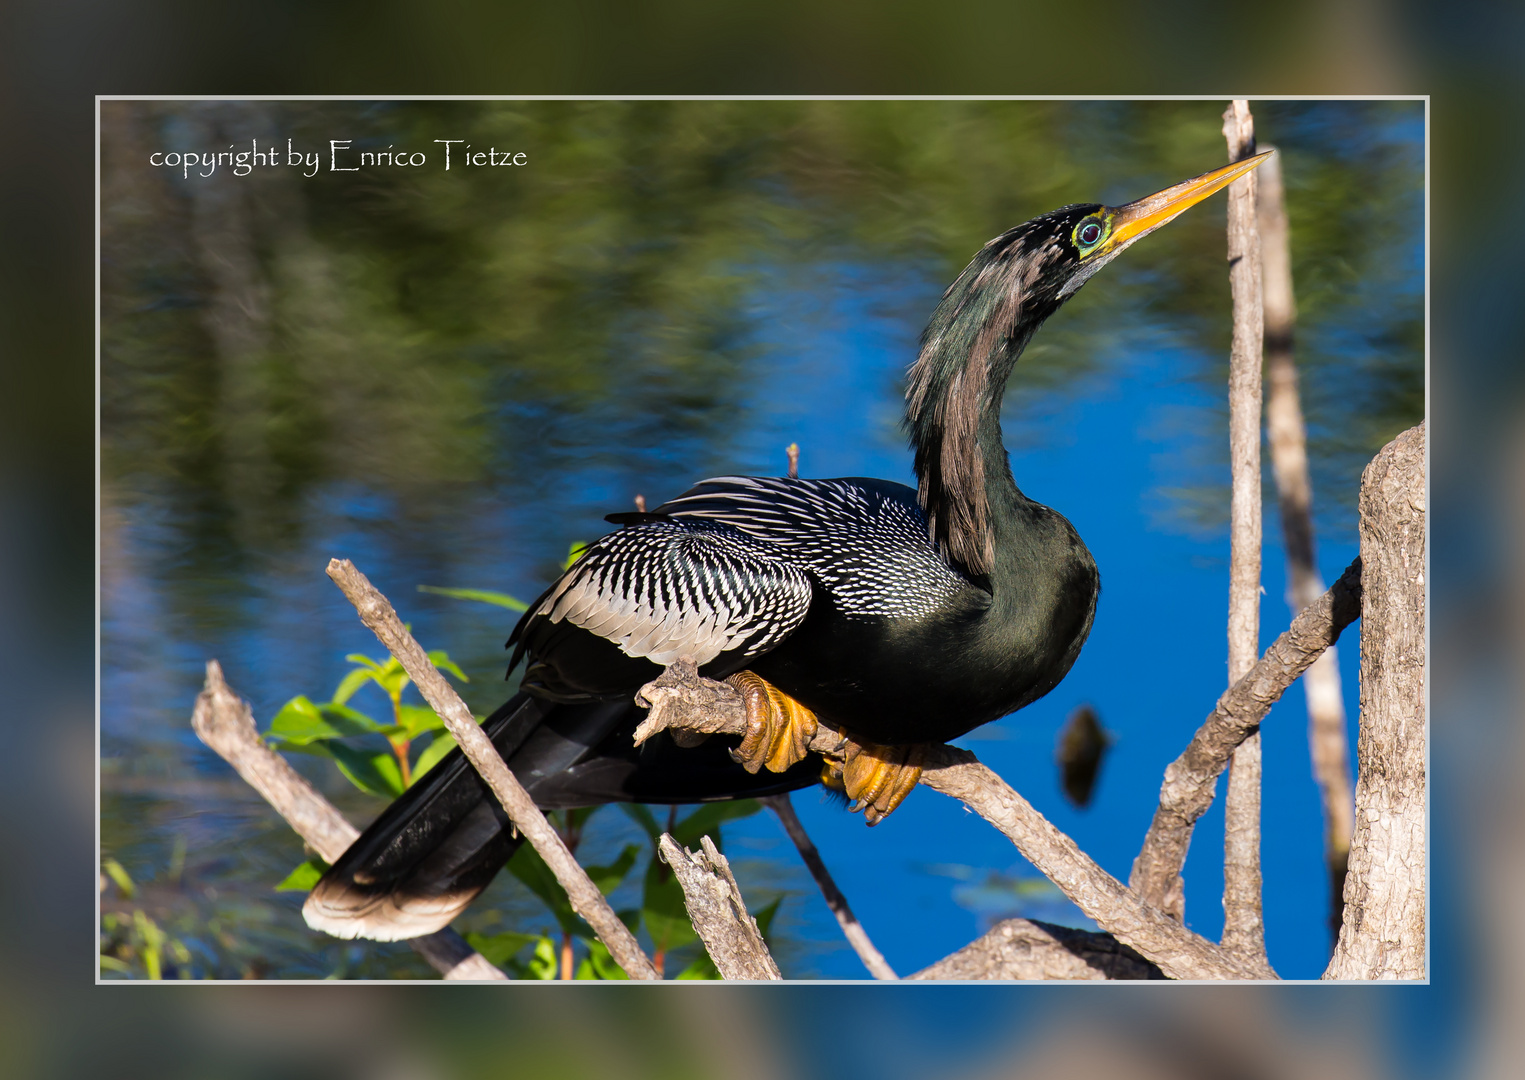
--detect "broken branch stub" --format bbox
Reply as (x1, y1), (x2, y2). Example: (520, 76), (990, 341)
(658, 834), (781, 980)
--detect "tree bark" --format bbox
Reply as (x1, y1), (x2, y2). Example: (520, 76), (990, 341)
(658, 834), (782, 980)
(1221, 98), (1267, 964)
(911, 917), (1163, 980)
(1325, 423), (1426, 979)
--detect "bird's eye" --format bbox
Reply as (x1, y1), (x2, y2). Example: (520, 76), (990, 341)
(1077, 221), (1104, 247)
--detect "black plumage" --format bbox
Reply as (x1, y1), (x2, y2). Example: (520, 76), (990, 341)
(304, 153), (1271, 942)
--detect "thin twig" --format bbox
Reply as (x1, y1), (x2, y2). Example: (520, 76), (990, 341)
(1258, 144), (1355, 943)
(759, 793), (898, 979)
(1221, 99), (1267, 964)
(658, 834), (782, 980)
(1130, 560), (1362, 919)
(325, 558), (659, 981)
(636, 660), (1274, 979)
(189, 660), (506, 980)
(1326, 424), (1426, 979)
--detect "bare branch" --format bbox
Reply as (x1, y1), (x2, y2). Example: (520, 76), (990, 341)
(325, 558), (659, 981)
(759, 793), (898, 980)
(911, 917), (1163, 980)
(189, 659), (505, 981)
(919, 749), (1274, 980)
(1326, 423), (1426, 979)
(637, 661), (1271, 979)
(1259, 144), (1355, 941)
(1221, 98), (1267, 964)
(657, 834), (781, 980)
(1130, 560), (1362, 918)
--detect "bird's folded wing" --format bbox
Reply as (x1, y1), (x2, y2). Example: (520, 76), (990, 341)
(529, 518), (813, 667)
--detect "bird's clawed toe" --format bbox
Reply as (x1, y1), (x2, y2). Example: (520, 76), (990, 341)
(824, 739), (926, 826)
(727, 670), (818, 774)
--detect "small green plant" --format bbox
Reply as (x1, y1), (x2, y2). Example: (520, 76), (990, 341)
(99, 858), (193, 980)
(265, 646), (468, 797)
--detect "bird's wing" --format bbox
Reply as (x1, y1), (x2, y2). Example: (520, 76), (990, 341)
(524, 518), (814, 667)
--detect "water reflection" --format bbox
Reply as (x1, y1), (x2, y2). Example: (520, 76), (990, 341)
(100, 99), (1423, 979)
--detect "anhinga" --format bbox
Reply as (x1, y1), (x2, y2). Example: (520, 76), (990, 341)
(305, 151), (1271, 942)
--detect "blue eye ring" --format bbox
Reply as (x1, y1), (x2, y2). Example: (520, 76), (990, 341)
(1077, 220), (1104, 247)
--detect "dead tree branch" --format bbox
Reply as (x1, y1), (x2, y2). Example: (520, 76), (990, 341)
(637, 662), (1271, 980)
(1130, 559), (1362, 918)
(1326, 423), (1426, 979)
(1222, 98), (1267, 964)
(759, 793), (898, 980)
(189, 659), (505, 981)
(657, 834), (782, 980)
(1258, 145), (1356, 943)
(911, 917), (1163, 980)
(325, 558), (659, 981)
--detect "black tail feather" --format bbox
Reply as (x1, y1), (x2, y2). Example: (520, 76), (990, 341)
(303, 692), (822, 942)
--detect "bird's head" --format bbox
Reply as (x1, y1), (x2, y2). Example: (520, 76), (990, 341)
(908, 150), (1274, 575)
(938, 150), (1279, 332)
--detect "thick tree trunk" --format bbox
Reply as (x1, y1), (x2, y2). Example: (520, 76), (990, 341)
(1325, 422), (1426, 979)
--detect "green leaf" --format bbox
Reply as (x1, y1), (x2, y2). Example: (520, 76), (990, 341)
(752, 896), (782, 940)
(506, 845), (579, 936)
(331, 666), (377, 706)
(267, 696), (384, 744)
(675, 952), (721, 980)
(584, 844), (641, 897)
(575, 939), (630, 980)
(640, 855), (698, 955)
(616, 802), (663, 841)
(563, 541), (590, 570)
(411, 732), (457, 782)
(426, 650), (469, 682)
(525, 935), (559, 979)
(672, 799), (763, 850)
(396, 703), (445, 738)
(321, 740), (406, 798)
(373, 658), (411, 699)
(275, 858), (329, 892)
(98, 955), (132, 974)
(418, 585), (530, 612)
(102, 858), (136, 900)
(465, 930), (544, 969)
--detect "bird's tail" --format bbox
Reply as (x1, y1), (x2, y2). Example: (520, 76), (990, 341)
(303, 688), (822, 942)
(302, 692), (621, 941)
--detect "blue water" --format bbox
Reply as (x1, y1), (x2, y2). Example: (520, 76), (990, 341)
(100, 99), (1420, 982)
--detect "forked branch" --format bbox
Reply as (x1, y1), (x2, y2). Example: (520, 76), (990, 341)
(1129, 559), (1362, 916)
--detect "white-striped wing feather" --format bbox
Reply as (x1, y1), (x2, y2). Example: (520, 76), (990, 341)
(533, 519), (813, 666)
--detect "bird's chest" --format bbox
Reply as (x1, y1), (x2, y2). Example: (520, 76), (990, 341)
(750, 555), (1097, 746)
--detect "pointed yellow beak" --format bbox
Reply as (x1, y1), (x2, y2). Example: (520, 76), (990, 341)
(1106, 149), (1275, 252)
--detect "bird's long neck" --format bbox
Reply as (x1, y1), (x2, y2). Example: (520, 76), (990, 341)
(906, 235), (1064, 580)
